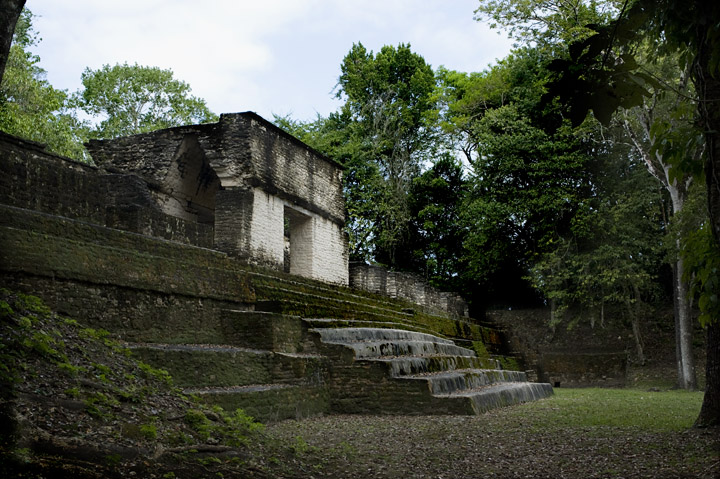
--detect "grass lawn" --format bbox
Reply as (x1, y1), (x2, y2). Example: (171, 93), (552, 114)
(266, 388), (719, 478)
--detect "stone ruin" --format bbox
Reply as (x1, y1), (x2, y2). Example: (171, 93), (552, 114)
(86, 112), (349, 286)
(0, 112), (553, 422)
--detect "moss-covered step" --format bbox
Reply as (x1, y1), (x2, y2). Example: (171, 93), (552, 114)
(256, 296), (503, 347)
(219, 310), (320, 353)
(127, 343), (329, 388)
(184, 384), (330, 423)
(303, 317), (441, 337)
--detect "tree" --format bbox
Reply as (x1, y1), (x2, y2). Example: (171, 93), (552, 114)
(529, 133), (667, 362)
(475, 0), (623, 42)
(402, 154), (468, 290)
(0, 0), (24, 84)
(448, 48), (596, 307)
(616, 49), (703, 389)
(435, 67), (506, 163)
(76, 63), (218, 139)
(539, 0), (720, 427)
(336, 43), (438, 265)
(475, 0), (707, 392)
(0, 8), (87, 160)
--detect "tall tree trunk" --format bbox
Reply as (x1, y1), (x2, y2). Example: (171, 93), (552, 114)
(0, 0), (25, 83)
(673, 263), (684, 383)
(624, 105), (697, 390)
(628, 286), (646, 365)
(694, 6), (720, 427)
(695, 320), (720, 427)
(675, 251), (698, 389)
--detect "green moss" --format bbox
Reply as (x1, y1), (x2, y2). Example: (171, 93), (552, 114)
(498, 356), (522, 371)
(139, 423), (157, 440)
(84, 392), (119, 420)
(184, 409), (211, 439)
(57, 361), (86, 377)
(0, 299), (15, 319)
(16, 293), (51, 317)
(471, 341), (490, 359)
(64, 387), (80, 398)
(138, 361), (173, 386)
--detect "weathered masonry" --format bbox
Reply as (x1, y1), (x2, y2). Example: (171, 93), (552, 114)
(86, 112), (349, 285)
(0, 114), (552, 423)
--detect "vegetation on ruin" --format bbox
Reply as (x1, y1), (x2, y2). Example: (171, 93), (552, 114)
(1, 290), (717, 478)
(0, 289), (274, 478)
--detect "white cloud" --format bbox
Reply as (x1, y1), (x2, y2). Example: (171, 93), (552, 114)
(27, 0), (513, 121)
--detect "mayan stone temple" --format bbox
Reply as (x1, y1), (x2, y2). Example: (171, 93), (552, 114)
(0, 112), (552, 421)
(85, 112), (349, 285)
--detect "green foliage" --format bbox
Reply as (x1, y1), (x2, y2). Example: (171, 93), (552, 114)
(682, 223), (720, 327)
(0, 8), (88, 161)
(57, 361), (86, 377)
(401, 154), (468, 289)
(276, 43), (440, 264)
(336, 43), (439, 264)
(139, 422), (158, 440)
(75, 62), (218, 139)
(474, 0), (623, 48)
(528, 143), (665, 327)
(454, 50), (596, 304)
(291, 435), (318, 455)
(183, 407), (263, 447)
(137, 361), (173, 386)
(184, 409), (212, 439)
(84, 391), (119, 419)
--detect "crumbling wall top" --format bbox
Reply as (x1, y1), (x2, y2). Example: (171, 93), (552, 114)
(85, 112), (345, 225)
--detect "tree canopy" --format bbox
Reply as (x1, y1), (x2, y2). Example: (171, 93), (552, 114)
(76, 62), (218, 139)
(0, 9), (86, 160)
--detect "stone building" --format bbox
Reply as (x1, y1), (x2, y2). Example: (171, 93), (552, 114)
(86, 112), (349, 285)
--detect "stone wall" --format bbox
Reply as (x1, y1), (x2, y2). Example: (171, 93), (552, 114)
(0, 132), (213, 247)
(86, 112), (349, 285)
(487, 308), (631, 387)
(349, 262), (469, 317)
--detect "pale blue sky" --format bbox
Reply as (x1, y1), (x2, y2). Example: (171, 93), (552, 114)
(29, 0), (513, 122)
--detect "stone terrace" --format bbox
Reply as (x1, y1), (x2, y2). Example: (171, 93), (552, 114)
(0, 126), (552, 422)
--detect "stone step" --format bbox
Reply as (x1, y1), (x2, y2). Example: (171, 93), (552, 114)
(312, 327), (456, 345)
(369, 355), (501, 377)
(254, 287), (496, 344)
(247, 267), (406, 311)
(437, 381), (554, 414)
(127, 342), (328, 388)
(312, 327), (475, 359)
(398, 368), (527, 395)
(256, 296), (417, 327)
(184, 384), (330, 423)
(302, 317), (441, 337)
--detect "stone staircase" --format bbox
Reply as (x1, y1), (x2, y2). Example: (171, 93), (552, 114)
(312, 327), (552, 415)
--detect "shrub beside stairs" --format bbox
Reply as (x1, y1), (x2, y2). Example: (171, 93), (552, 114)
(0, 204), (553, 423)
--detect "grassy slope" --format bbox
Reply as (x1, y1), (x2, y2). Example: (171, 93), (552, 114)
(0, 289), (290, 478)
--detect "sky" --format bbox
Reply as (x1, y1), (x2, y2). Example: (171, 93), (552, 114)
(28, 0), (514, 123)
